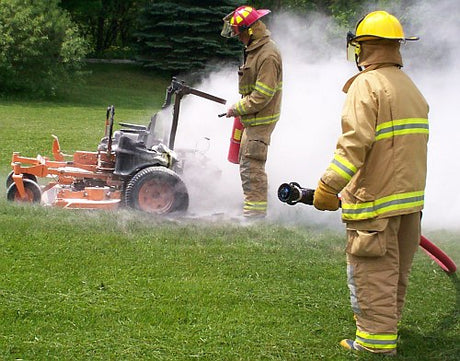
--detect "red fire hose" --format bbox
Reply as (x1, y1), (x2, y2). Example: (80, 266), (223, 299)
(419, 235), (457, 273)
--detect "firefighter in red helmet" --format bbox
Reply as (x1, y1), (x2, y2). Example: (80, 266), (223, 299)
(221, 5), (283, 219)
(313, 11), (428, 355)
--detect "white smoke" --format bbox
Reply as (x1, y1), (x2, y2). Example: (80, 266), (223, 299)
(174, 1), (460, 231)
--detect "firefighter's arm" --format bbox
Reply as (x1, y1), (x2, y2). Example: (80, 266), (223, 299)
(232, 56), (281, 116)
(315, 76), (378, 210)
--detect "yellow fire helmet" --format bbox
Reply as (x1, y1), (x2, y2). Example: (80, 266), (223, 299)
(347, 10), (419, 62)
(355, 10), (418, 41)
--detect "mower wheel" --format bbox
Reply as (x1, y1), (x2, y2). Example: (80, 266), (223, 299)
(124, 166), (189, 214)
(6, 171), (39, 188)
(7, 179), (42, 203)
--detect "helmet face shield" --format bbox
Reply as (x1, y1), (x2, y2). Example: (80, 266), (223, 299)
(221, 12), (238, 38)
(346, 31), (360, 62)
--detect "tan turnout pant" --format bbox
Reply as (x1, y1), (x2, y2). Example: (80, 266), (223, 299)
(239, 123), (276, 217)
(345, 212), (421, 352)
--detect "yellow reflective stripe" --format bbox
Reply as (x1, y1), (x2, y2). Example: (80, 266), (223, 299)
(239, 81), (282, 96)
(243, 113), (280, 126)
(342, 191), (424, 220)
(254, 81), (275, 96)
(239, 84), (254, 94)
(329, 154), (357, 182)
(244, 201), (267, 211)
(235, 100), (246, 115)
(356, 330), (397, 350)
(375, 118), (429, 141)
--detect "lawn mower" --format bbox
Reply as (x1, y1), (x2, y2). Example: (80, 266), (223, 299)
(6, 77), (226, 214)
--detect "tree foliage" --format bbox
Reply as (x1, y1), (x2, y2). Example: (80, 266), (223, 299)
(247, 0), (366, 25)
(0, 0), (88, 95)
(60, 0), (145, 58)
(132, 0), (369, 74)
(0, 0), (375, 95)
(135, 0), (242, 74)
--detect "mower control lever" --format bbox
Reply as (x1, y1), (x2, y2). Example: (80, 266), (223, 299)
(165, 77), (227, 150)
(119, 122), (147, 131)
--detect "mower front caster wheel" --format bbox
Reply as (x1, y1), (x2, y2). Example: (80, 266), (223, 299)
(7, 179), (42, 203)
(6, 171), (39, 188)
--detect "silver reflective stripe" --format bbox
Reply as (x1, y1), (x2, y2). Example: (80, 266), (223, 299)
(331, 158), (355, 179)
(342, 191), (424, 220)
(375, 118), (429, 141)
(244, 201), (267, 211)
(329, 154), (357, 182)
(356, 335), (397, 346)
(243, 113), (280, 126)
(355, 330), (398, 350)
(347, 264), (360, 314)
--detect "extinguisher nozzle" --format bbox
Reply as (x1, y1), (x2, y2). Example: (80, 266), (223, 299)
(218, 113), (227, 118)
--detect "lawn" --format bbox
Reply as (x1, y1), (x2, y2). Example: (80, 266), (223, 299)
(0, 64), (458, 360)
(0, 63), (170, 173)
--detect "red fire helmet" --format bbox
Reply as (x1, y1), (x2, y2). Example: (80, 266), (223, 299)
(221, 6), (270, 38)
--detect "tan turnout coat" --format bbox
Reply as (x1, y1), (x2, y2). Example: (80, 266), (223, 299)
(233, 28), (282, 130)
(322, 65), (429, 222)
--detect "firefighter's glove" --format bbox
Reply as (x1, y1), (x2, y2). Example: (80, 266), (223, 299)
(313, 180), (340, 211)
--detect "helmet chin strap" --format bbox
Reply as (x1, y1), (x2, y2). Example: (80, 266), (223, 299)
(246, 27), (254, 46)
(355, 54), (363, 72)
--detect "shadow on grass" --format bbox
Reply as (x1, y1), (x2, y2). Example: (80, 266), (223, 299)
(399, 273), (459, 360)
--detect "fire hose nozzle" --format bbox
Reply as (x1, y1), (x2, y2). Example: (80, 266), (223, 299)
(278, 182), (315, 206)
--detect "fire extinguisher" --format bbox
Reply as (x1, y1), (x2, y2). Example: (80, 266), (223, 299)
(227, 116), (244, 164)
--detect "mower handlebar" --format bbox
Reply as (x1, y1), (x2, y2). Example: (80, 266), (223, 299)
(163, 77), (226, 108)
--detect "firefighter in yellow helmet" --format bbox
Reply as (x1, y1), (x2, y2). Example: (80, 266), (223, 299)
(313, 11), (429, 355)
(221, 5), (283, 219)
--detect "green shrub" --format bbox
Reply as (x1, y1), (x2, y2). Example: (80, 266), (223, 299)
(0, 0), (89, 96)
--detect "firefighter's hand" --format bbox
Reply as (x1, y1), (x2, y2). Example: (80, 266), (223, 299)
(313, 180), (340, 211)
(226, 108), (236, 118)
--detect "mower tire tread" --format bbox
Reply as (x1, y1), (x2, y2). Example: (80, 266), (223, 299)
(124, 166), (189, 214)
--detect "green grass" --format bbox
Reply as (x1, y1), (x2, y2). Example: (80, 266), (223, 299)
(0, 64), (458, 360)
(0, 63), (170, 174)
